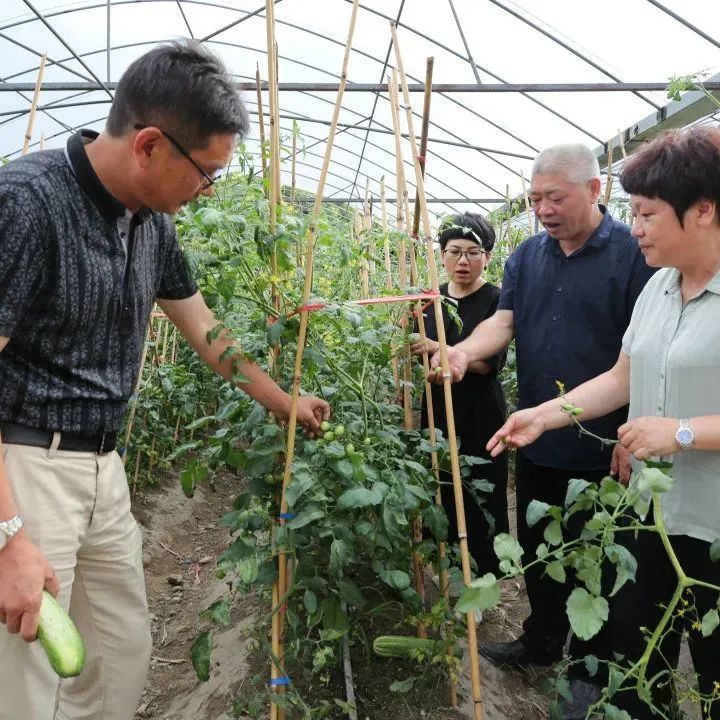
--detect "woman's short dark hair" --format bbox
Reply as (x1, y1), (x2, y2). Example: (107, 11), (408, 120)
(107, 39), (249, 149)
(438, 212), (496, 252)
(621, 125), (720, 226)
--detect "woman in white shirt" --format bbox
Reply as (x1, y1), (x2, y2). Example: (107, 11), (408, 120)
(483, 125), (720, 720)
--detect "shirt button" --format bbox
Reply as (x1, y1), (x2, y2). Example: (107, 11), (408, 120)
(546, 345), (552, 351)
(557, 286), (563, 292)
(120, 232), (126, 238)
(552, 315), (558, 321)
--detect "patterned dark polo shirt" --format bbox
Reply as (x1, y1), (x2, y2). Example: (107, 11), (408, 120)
(0, 130), (198, 434)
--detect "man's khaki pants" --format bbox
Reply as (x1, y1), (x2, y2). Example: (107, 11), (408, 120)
(0, 439), (152, 720)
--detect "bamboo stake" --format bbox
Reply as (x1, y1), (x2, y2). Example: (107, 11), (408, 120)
(387, 69), (429, 637)
(505, 184), (513, 247)
(388, 72), (413, 427)
(603, 140), (614, 207)
(291, 123), (297, 206)
(381, 176), (393, 289)
(410, 57), (456, 699)
(170, 327), (178, 365)
(39, 133), (45, 151)
(122, 324), (152, 466)
(271, 4), (361, 718)
(265, 4), (286, 715)
(356, 212), (369, 298)
(520, 171), (533, 238)
(274, 41), (282, 206)
(391, 25), (483, 719)
(256, 64), (269, 192)
(617, 128), (627, 160)
(381, 176), (401, 396)
(22, 53), (46, 156)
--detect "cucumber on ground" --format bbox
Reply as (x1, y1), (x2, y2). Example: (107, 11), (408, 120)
(372, 635), (439, 659)
(37, 591), (86, 678)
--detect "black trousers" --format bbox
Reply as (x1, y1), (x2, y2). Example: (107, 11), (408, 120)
(606, 520), (720, 719)
(440, 452), (509, 577)
(515, 451), (611, 670)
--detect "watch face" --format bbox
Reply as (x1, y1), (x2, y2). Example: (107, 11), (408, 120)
(677, 428), (694, 445)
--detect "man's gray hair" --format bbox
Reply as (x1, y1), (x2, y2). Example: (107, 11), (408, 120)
(531, 143), (600, 184)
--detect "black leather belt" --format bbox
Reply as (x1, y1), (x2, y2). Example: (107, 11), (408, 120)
(0, 422), (117, 454)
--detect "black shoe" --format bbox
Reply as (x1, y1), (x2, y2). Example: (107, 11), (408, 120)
(478, 637), (563, 669)
(557, 679), (602, 720)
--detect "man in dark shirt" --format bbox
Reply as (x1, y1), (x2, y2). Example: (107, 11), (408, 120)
(0, 41), (328, 719)
(431, 144), (655, 718)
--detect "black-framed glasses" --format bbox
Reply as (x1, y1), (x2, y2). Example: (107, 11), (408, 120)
(134, 123), (221, 189)
(442, 248), (486, 261)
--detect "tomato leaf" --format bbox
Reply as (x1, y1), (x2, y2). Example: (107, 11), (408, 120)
(566, 588), (609, 640)
(190, 631), (213, 682)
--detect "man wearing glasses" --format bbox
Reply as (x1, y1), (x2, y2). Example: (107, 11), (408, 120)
(0, 40), (329, 719)
(430, 145), (655, 719)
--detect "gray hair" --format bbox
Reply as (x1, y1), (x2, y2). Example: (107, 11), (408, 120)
(531, 143), (600, 184)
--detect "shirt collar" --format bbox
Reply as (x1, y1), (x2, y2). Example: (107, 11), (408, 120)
(67, 129), (151, 224)
(665, 267), (720, 296)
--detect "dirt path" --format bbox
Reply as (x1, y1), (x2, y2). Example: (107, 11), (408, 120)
(132, 475), (554, 720)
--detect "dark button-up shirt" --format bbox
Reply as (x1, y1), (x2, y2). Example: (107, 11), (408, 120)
(498, 207), (655, 470)
(0, 130), (197, 434)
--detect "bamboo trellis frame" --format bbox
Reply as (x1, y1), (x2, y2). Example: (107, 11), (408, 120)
(22, 53), (46, 156)
(270, 3), (361, 718)
(391, 23), (484, 719)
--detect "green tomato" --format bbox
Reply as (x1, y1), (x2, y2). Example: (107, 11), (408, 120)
(323, 431), (335, 442)
(320, 420), (332, 432)
(264, 473), (275, 484)
(363, 437), (372, 446)
(345, 443), (355, 454)
(334, 425), (345, 437)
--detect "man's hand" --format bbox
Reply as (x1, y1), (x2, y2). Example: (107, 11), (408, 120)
(486, 408), (546, 457)
(294, 395), (331, 436)
(610, 442), (633, 485)
(0, 533), (59, 642)
(617, 416), (678, 461)
(428, 346), (468, 384)
(410, 338), (439, 357)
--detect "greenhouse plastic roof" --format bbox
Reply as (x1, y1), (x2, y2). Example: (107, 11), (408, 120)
(2, 0), (720, 218)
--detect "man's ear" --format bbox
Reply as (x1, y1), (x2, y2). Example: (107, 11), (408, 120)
(132, 126), (164, 170)
(588, 177), (602, 201)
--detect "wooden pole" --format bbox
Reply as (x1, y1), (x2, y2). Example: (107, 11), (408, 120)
(122, 323), (151, 466)
(291, 121), (297, 206)
(388, 72), (413, 426)
(391, 25), (484, 719)
(603, 140), (614, 207)
(22, 54), (47, 156)
(381, 176), (393, 289)
(520, 171), (533, 238)
(265, 3), (285, 715)
(274, 41), (282, 205)
(410, 58), (456, 700)
(39, 133), (45, 151)
(271, 4), (361, 718)
(256, 63), (269, 192)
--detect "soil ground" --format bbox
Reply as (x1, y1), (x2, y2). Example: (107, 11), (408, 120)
(132, 472), (700, 720)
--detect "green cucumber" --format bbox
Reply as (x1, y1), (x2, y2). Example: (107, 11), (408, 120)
(37, 591), (86, 678)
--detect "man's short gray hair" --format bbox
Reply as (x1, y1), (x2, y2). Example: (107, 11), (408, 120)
(532, 143), (600, 184)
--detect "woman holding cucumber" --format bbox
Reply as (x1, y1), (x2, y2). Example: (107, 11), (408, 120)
(411, 213), (509, 578)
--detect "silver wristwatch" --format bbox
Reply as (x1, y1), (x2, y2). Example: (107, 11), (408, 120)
(0, 515), (23, 552)
(675, 418), (695, 452)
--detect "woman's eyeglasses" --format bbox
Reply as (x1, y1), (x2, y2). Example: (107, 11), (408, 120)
(442, 248), (486, 261)
(134, 124), (222, 190)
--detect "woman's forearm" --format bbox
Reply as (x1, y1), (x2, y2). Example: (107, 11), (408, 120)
(536, 354), (631, 432)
